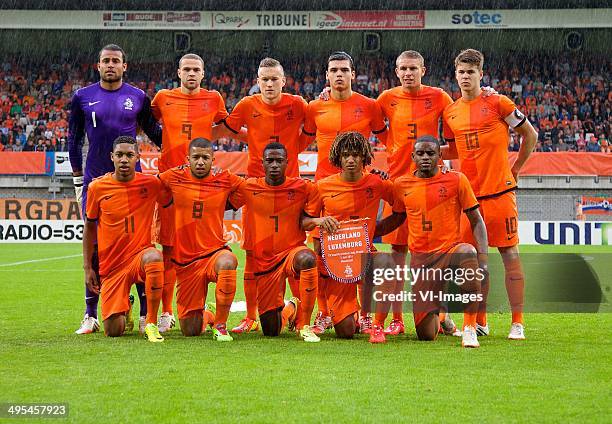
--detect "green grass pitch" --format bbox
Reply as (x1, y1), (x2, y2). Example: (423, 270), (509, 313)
(1, 243), (611, 422)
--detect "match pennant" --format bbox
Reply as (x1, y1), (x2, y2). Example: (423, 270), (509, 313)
(319, 218), (372, 283)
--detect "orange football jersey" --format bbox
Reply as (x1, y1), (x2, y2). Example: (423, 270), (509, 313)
(86, 172), (167, 276)
(304, 92), (386, 180)
(152, 88), (228, 172)
(377, 85), (453, 179)
(443, 94), (524, 198)
(158, 167), (242, 265)
(316, 173), (394, 241)
(223, 93), (308, 178)
(229, 177), (319, 273)
(392, 170), (478, 253)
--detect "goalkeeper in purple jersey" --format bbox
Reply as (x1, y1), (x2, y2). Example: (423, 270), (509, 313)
(68, 44), (162, 335)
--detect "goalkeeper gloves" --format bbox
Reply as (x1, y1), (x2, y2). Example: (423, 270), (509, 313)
(73, 175), (84, 215)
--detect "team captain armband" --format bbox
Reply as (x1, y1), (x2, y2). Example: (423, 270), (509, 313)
(504, 109), (527, 128)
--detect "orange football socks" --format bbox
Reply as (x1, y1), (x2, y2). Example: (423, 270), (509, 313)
(298, 268), (318, 329)
(243, 273), (258, 321)
(144, 261), (164, 325)
(215, 269), (236, 325)
(161, 256), (176, 315)
(503, 255), (525, 325)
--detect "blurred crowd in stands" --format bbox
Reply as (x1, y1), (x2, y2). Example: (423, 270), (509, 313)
(0, 52), (609, 153)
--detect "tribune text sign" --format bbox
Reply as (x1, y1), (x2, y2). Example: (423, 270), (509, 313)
(0, 10), (608, 30)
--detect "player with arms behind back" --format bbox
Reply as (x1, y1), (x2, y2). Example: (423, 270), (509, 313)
(303, 52), (388, 334)
(83, 136), (167, 342)
(151, 53), (236, 333)
(158, 138), (239, 341)
(376, 50), (457, 336)
(443, 49), (537, 340)
(229, 143), (324, 342)
(69, 44), (162, 335)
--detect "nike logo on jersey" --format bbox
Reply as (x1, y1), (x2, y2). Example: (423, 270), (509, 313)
(88, 101), (101, 106)
(305, 287), (315, 292)
(507, 234), (516, 240)
(252, 112), (262, 118)
(331, 193), (342, 198)
(252, 191), (262, 196)
(103, 195), (113, 200)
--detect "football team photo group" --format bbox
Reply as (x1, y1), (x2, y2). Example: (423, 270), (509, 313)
(1, 3), (609, 421)
(73, 44), (536, 349)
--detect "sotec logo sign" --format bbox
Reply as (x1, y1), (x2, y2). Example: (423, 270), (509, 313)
(451, 11), (503, 26)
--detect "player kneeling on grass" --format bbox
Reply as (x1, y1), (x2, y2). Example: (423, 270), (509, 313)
(82, 136), (167, 342)
(386, 135), (488, 348)
(229, 143), (326, 342)
(158, 138), (239, 341)
(302, 132), (406, 343)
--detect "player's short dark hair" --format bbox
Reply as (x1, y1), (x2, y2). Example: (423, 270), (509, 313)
(329, 131), (373, 168)
(179, 53), (204, 69)
(259, 57), (284, 74)
(263, 142), (287, 156)
(414, 135), (441, 151)
(99, 44), (126, 62)
(328, 51), (354, 70)
(454, 49), (484, 70)
(396, 50), (425, 67)
(189, 138), (212, 151)
(112, 135), (137, 151)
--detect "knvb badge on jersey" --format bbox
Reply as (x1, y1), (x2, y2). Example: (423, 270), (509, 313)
(320, 218), (372, 283)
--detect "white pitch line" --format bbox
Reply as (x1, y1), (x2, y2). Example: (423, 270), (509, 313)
(0, 254), (82, 267)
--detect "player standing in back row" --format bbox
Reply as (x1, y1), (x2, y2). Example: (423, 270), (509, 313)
(151, 53), (239, 333)
(69, 44), (162, 335)
(376, 50), (456, 336)
(303, 52), (388, 335)
(442, 49), (537, 340)
(220, 57), (311, 334)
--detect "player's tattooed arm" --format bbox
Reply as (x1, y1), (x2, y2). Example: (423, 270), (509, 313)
(369, 169), (389, 180)
(373, 212), (406, 238)
(465, 206), (488, 271)
(301, 213), (340, 233)
(82, 220), (100, 294)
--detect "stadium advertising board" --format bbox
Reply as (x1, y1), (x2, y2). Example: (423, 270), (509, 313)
(0, 152), (53, 175)
(519, 221), (612, 246)
(0, 9), (609, 30)
(429, 9), (611, 29)
(53, 152), (73, 175)
(2, 218), (610, 245)
(0, 199), (81, 220)
(0, 220), (83, 242)
(137, 152), (388, 176)
(102, 11), (202, 28)
(579, 196), (612, 215)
